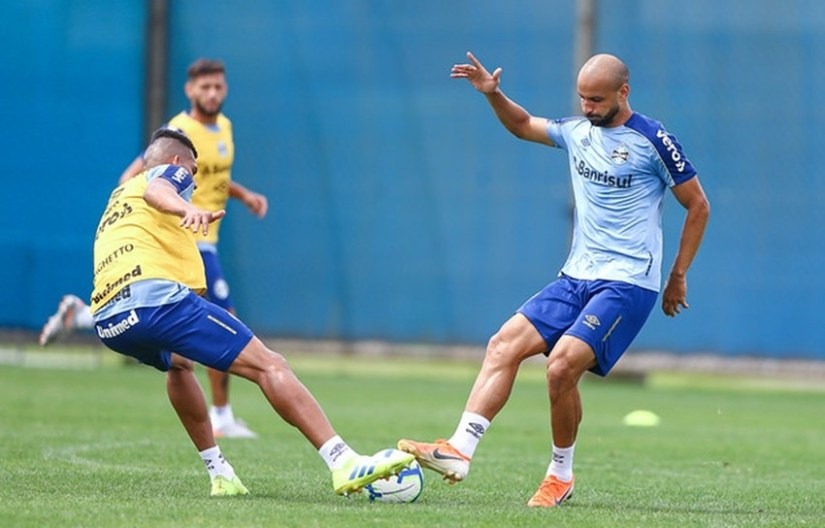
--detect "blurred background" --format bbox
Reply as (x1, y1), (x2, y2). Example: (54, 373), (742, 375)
(2, 0), (823, 360)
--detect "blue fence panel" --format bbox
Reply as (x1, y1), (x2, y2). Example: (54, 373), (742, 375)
(0, 0), (145, 327)
(167, 0), (575, 343)
(4, 0), (824, 360)
(598, 0), (825, 358)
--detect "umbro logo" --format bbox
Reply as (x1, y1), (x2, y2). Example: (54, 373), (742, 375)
(465, 422), (486, 439)
(583, 314), (600, 330)
(328, 442), (347, 463)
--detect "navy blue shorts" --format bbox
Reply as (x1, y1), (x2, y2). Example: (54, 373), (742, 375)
(200, 249), (233, 311)
(94, 291), (253, 372)
(517, 274), (657, 376)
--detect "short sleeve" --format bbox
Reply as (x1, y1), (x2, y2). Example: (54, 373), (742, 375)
(146, 164), (194, 196)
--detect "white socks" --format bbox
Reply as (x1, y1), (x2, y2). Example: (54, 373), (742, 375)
(75, 305), (94, 328)
(199, 446), (236, 480)
(546, 443), (575, 481)
(209, 405), (236, 429)
(447, 412), (490, 459)
(318, 435), (355, 471)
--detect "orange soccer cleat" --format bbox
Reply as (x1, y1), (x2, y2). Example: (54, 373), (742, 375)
(397, 438), (470, 484)
(527, 474), (575, 507)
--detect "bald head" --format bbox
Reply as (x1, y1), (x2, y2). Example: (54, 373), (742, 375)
(578, 54), (629, 90)
(576, 54), (632, 127)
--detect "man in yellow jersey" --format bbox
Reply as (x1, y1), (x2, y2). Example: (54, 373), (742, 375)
(41, 59), (266, 439)
(91, 127), (413, 497)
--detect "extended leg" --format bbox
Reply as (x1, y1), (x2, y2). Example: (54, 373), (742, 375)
(399, 314), (546, 482)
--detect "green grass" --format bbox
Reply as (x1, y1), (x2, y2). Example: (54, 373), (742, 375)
(1, 346), (823, 527)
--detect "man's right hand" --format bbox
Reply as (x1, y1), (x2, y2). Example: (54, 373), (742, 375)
(450, 51), (502, 94)
(181, 207), (226, 236)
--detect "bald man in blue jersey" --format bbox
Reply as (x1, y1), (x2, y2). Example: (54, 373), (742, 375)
(399, 52), (710, 507)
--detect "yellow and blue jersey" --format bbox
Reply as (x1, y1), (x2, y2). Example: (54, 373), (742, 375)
(90, 164), (206, 314)
(167, 111), (234, 244)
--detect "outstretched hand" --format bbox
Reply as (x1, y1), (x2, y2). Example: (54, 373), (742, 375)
(450, 51), (502, 94)
(181, 208), (226, 236)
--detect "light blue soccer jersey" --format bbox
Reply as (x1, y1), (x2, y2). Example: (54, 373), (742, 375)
(546, 112), (696, 292)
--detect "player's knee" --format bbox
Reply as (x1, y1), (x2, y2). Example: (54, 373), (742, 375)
(261, 349), (289, 373)
(248, 348), (294, 384)
(169, 354), (195, 372)
(485, 332), (519, 367)
(545, 354), (577, 393)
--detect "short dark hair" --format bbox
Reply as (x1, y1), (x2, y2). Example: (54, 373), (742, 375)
(150, 127), (198, 159)
(187, 58), (226, 80)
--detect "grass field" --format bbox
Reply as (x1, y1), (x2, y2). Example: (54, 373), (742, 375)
(1, 345), (823, 527)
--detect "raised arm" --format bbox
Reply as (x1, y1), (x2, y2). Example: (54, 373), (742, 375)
(451, 51), (553, 146)
(661, 176), (710, 317)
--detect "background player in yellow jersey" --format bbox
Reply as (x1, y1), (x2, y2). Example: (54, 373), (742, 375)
(90, 127), (413, 497)
(40, 59), (267, 439)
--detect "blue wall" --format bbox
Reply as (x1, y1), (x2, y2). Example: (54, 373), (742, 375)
(1, 0), (145, 326)
(3, 1), (824, 359)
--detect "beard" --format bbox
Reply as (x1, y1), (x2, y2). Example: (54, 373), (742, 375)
(194, 99), (222, 118)
(586, 104), (620, 127)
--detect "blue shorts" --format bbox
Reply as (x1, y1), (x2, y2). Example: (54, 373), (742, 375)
(200, 249), (233, 311)
(517, 274), (657, 376)
(94, 291), (253, 372)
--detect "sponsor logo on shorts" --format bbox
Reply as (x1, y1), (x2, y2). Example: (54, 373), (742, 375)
(583, 314), (601, 330)
(213, 278), (230, 300)
(96, 309), (140, 339)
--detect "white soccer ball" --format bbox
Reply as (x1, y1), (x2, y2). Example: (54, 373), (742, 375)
(365, 449), (424, 503)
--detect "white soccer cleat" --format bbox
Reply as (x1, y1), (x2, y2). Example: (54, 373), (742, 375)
(39, 294), (85, 346)
(213, 418), (258, 439)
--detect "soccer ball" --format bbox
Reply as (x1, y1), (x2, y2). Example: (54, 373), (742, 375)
(365, 449), (424, 503)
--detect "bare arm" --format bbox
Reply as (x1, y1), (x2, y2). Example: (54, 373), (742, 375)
(451, 51), (553, 146)
(661, 176), (710, 317)
(229, 180), (268, 218)
(118, 156), (146, 185)
(144, 177), (226, 236)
